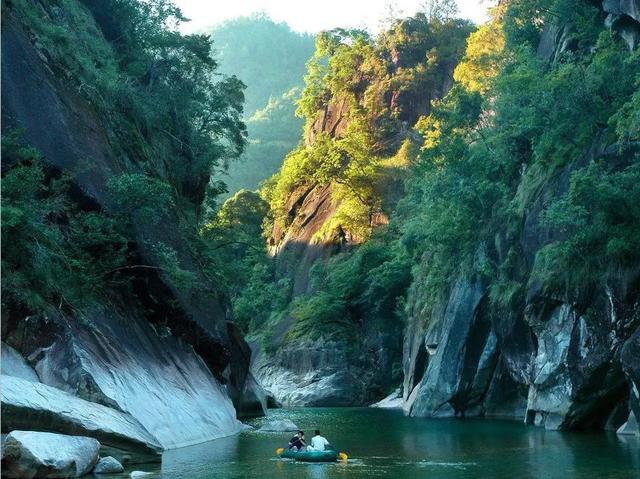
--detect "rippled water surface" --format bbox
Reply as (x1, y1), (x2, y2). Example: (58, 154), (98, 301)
(144, 408), (638, 478)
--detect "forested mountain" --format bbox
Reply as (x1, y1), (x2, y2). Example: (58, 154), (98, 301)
(239, 0), (640, 433)
(206, 15), (315, 193)
(241, 14), (475, 405)
(1, 1), (639, 475)
(1, 0), (268, 460)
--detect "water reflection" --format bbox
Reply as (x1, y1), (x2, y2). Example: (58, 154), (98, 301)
(161, 434), (239, 478)
(155, 408), (639, 479)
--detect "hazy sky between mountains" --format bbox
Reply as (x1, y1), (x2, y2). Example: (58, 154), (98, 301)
(174, 0), (494, 34)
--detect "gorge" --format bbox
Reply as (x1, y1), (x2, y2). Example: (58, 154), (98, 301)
(1, 0), (639, 477)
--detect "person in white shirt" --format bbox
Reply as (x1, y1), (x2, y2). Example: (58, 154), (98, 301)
(309, 430), (332, 451)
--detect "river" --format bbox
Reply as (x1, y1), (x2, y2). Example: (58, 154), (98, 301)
(143, 408), (639, 478)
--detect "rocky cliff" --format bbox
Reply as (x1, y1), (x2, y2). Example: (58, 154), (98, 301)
(403, 156), (640, 434)
(252, 18), (473, 406)
(402, 1), (640, 435)
(1, 0), (265, 464)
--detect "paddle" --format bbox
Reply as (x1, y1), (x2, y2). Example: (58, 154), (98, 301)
(275, 447), (284, 456)
(338, 452), (348, 461)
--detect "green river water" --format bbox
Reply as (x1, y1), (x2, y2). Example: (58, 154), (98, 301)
(145, 408), (638, 478)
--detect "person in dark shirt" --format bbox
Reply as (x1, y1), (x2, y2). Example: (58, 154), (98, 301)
(288, 430), (306, 451)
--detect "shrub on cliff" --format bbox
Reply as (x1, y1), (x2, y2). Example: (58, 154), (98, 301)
(1, 135), (127, 313)
(401, 0), (640, 306)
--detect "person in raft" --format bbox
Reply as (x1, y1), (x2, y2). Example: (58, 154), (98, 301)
(288, 430), (307, 451)
(308, 430), (332, 451)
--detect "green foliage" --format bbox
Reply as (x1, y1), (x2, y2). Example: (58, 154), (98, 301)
(423, 0), (459, 22)
(12, 0), (246, 203)
(207, 14), (315, 193)
(453, 13), (505, 93)
(224, 88), (305, 194)
(207, 13), (315, 116)
(265, 15), (472, 241)
(399, 0), (640, 309)
(246, 13), (472, 346)
(534, 156), (640, 292)
(232, 263), (290, 335)
(107, 173), (174, 224)
(3, 0), (250, 321)
(1, 136), (127, 313)
(146, 241), (197, 291)
(195, 190), (271, 303)
(286, 230), (412, 342)
(288, 293), (349, 341)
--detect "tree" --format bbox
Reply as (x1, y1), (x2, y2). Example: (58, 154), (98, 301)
(421, 0), (459, 22)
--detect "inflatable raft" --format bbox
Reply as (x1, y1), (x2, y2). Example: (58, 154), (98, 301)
(277, 448), (342, 462)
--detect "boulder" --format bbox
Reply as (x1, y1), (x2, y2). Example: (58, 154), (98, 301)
(1, 375), (161, 458)
(93, 456), (124, 474)
(258, 419), (298, 432)
(370, 388), (403, 409)
(617, 411), (639, 436)
(1, 430), (100, 478)
(1, 343), (39, 383)
(130, 471), (155, 478)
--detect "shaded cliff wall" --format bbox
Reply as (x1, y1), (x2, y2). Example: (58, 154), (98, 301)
(402, 1), (640, 434)
(1, 0), (264, 452)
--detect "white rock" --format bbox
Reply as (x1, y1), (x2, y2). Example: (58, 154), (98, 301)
(93, 455), (124, 474)
(130, 471), (155, 478)
(617, 411), (639, 436)
(2, 430), (99, 478)
(258, 419), (298, 432)
(33, 311), (242, 449)
(1, 375), (161, 456)
(370, 388), (403, 409)
(1, 343), (39, 382)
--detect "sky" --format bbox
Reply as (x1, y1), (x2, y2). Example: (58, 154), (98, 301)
(173, 0), (494, 35)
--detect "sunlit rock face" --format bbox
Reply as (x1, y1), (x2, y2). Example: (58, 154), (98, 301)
(4, 310), (241, 450)
(1, 375), (161, 457)
(257, 172), (398, 407)
(258, 21), (465, 406)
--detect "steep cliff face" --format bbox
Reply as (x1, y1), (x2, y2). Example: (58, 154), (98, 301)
(402, 2), (640, 434)
(1, 0), (264, 457)
(252, 18), (473, 406)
